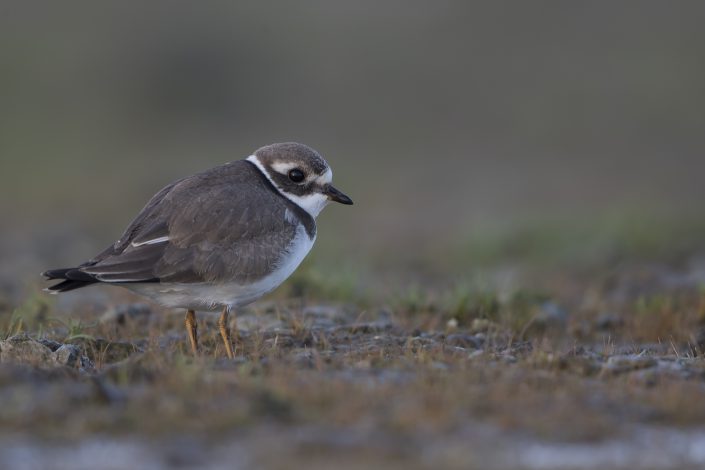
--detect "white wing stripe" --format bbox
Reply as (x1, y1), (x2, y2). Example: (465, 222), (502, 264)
(131, 236), (169, 247)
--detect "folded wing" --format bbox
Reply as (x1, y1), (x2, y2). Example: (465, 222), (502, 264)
(73, 161), (311, 286)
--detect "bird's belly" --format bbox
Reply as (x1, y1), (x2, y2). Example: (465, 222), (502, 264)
(125, 281), (278, 311)
(124, 224), (315, 311)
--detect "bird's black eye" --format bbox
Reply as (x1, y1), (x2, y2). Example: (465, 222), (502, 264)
(288, 169), (305, 183)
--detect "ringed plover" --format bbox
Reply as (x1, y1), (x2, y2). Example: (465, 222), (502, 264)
(43, 142), (353, 357)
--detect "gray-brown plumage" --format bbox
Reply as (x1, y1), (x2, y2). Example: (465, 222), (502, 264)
(61, 160), (314, 287)
(42, 142), (352, 345)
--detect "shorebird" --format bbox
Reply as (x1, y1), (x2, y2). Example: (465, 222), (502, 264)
(43, 142), (353, 358)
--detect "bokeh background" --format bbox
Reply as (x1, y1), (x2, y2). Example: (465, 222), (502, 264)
(4, 4), (705, 468)
(2, 1), (705, 300)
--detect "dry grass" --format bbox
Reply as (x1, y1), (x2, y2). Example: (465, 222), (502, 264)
(3, 279), (705, 444)
(3, 221), (705, 468)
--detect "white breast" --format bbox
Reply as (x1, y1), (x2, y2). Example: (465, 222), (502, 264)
(125, 223), (316, 311)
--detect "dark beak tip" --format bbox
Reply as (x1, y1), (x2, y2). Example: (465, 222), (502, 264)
(326, 186), (353, 206)
(333, 195), (354, 205)
(338, 194), (354, 205)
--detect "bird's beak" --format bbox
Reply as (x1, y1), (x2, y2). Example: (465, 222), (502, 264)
(324, 185), (353, 205)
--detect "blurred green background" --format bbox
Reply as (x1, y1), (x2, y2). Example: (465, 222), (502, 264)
(2, 1), (705, 298)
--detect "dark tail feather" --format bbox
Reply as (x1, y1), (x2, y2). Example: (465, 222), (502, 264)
(44, 279), (98, 292)
(42, 267), (99, 293)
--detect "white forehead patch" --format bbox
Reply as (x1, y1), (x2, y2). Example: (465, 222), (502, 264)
(319, 167), (333, 185)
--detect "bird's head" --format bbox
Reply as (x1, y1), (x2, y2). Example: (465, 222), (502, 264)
(247, 142), (353, 218)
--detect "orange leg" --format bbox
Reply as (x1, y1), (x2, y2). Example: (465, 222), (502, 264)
(218, 307), (235, 359)
(185, 309), (199, 355)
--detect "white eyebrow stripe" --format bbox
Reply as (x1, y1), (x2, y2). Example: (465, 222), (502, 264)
(271, 161), (299, 174)
(131, 236), (170, 247)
